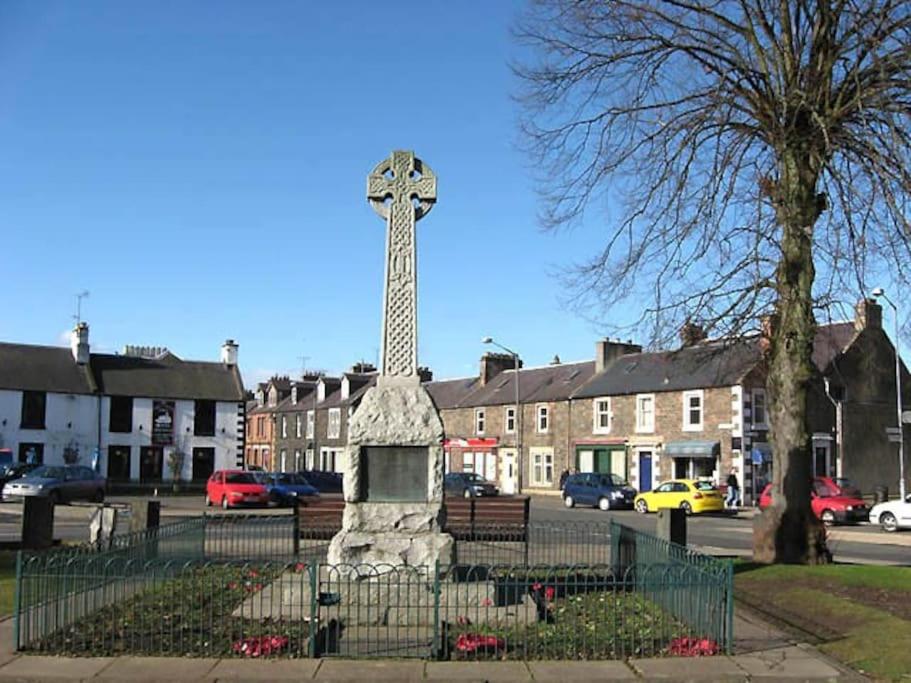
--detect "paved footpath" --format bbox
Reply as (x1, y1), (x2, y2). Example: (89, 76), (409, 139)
(0, 610), (865, 682)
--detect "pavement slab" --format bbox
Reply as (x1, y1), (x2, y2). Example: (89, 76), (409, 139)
(0, 655), (113, 681)
(95, 656), (219, 681)
(629, 655), (748, 681)
(425, 660), (531, 681)
(315, 659), (424, 681)
(527, 661), (636, 680)
(207, 658), (320, 680)
(733, 645), (845, 680)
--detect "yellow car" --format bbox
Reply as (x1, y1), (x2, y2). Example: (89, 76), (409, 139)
(634, 479), (724, 515)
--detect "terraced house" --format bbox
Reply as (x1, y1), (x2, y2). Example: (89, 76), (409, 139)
(427, 299), (909, 503)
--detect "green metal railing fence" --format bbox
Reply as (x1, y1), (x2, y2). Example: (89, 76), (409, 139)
(14, 516), (733, 659)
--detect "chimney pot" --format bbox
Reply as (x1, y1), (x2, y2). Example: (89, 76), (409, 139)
(221, 339), (239, 365)
(71, 322), (90, 365)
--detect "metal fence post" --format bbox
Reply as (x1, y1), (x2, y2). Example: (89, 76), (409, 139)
(308, 563), (318, 658)
(432, 560), (441, 659)
(12, 550), (22, 651)
(292, 505), (301, 558)
(725, 559), (734, 654)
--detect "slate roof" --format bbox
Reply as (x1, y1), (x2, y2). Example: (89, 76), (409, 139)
(812, 322), (857, 372)
(320, 375), (377, 409)
(0, 343), (96, 395)
(425, 376), (482, 410)
(464, 361), (597, 407)
(90, 352), (244, 401)
(573, 341), (759, 399)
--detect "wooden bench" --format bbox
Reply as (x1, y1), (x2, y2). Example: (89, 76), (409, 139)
(295, 495), (345, 541)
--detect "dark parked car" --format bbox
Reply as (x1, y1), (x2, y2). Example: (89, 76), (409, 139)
(444, 472), (499, 498)
(301, 470), (343, 494)
(0, 462), (39, 488)
(562, 472), (637, 511)
(257, 472), (320, 506)
(1, 465), (106, 504)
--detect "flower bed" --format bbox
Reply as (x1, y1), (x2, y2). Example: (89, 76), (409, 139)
(31, 563), (311, 658)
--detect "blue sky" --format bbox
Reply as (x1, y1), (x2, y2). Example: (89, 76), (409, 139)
(0, 2), (902, 387)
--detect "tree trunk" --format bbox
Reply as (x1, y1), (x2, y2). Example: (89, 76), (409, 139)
(753, 154), (829, 564)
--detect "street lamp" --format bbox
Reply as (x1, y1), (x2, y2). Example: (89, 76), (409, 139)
(872, 288), (906, 500)
(482, 337), (522, 494)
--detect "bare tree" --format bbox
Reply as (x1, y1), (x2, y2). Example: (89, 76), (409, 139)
(515, 0), (911, 563)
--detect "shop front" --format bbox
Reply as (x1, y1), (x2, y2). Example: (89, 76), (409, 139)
(664, 440), (720, 482)
(574, 440), (627, 480)
(443, 437), (499, 483)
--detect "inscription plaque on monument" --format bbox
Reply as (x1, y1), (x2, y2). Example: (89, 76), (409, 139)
(360, 447), (428, 502)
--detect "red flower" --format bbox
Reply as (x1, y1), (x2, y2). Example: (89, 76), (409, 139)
(668, 637), (720, 657)
(544, 586), (555, 601)
(248, 569), (260, 578)
(455, 633), (504, 653)
(294, 562), (306, 573)
(481, 597), (493, 607)
(232, 635), (289, 658)
(531, 582), (542, 591)
(227, 582), (238, 590)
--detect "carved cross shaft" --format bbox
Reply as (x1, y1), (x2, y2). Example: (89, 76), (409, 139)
(367, 150), (437, 379)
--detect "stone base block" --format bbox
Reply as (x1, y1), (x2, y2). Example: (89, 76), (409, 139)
(328, 529), (453, 568)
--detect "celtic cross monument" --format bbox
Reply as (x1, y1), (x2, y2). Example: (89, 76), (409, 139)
(327, 150), (453, 568)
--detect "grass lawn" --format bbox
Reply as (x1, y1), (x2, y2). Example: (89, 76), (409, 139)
(0, 551), (17, 616)
(736, 563), (911, 682)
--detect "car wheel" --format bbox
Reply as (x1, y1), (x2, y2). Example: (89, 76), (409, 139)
(598, 497), (611, 512)
(92, 489), (105, 504)
(635, 499), (648, 514)
(563, 495), (575, 509)
(880, 512), (898, 533)
(204, 494), (212, 507)
(681, 501), (693, 516)
(463, 488), (472, 498)
(821, 509), (836, 525)
(221, 496), (230, 510)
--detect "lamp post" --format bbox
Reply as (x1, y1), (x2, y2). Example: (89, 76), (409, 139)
(872, 288), (906, 500)
(482, 337), (522, 494)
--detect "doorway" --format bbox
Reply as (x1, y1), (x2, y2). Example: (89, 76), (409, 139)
(500, 449), (517, 495)
(192, 447), (215, 482)
(638, 451), (653, 491)
(107, 446), (131, 480)
(140, 447), (163, 481)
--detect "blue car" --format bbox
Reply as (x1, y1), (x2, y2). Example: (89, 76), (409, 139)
(562, 472), (637, 511)
(257, 472), (320, 506)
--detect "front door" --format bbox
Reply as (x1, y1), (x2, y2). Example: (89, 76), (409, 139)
(813, 441), (832, 477)
(500, 449), (517, 495)
(107, 446), (131, 480)
(638, 451), (653, 491)
(192, 447), (215, 482)
(140, 447), (163, 482)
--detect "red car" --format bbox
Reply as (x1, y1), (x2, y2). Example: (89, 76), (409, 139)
(205, 470), (269, 509)
(758, 477), (867, 525)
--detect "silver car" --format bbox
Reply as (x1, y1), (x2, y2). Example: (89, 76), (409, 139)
(2, 465), (106, 504)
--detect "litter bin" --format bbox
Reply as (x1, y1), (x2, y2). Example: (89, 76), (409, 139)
(874, 485), (889, 504)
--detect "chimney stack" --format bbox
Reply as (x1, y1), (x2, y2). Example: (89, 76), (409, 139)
(221, 339), (239, 365)
(71, 322), (90, 365)
(679, 321), (707, 347)
(418, 366), (433, 382)
(595, 338), (641, 373)
(854, 298), (882, 332)
(480, 352), (519, 385)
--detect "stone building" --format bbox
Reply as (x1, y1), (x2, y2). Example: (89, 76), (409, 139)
(0, 324), (245, 482)
(244, 375), (290, 470)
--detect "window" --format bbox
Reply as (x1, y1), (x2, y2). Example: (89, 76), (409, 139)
(306, 411), (315, 438)
(281, 415), (288, 439)
(475, 408), (486, 435)
(306, 449), (315, 470)
(109, 396), (133, 433)
(18, 443), (44, 465)
(328, 408), (341, 439)
(504, 406), (516, 434)
(320, 447), (339, 471)
(20, 391), (46, 429)
(536, 404), (549, 433)
(295, 414), (302, 439)
(635, 394), (655, 433)
(593, 398), (612, 434)
(682, 390), (704, 431)
(531, 449), (554, 486)
(193, 400), (216, 436)
(751, 388), (767, 427)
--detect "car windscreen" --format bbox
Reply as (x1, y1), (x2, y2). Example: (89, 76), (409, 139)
(225, 473), (259, 484)
(604, 474), (627, 487)
(277, 474), (307, 485)
(29, 466), (65, 480)
(464, 473), (484, 483)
